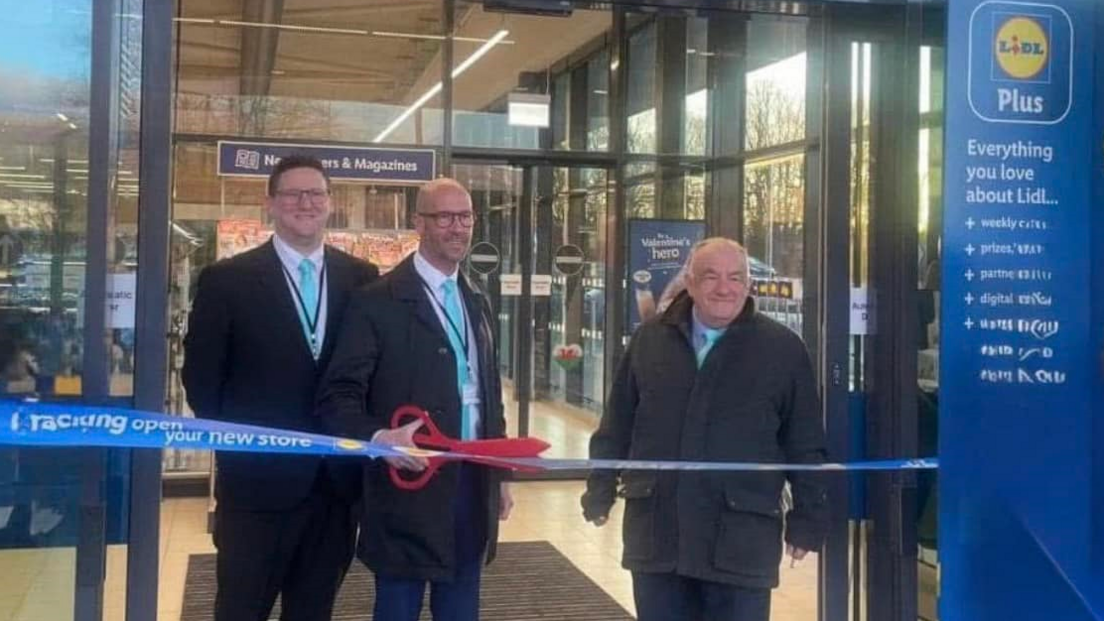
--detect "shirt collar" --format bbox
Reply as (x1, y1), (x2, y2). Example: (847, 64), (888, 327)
(272, 234), (324, 272)
(413, 249), (459, 293)
(691, 306), (725, 346)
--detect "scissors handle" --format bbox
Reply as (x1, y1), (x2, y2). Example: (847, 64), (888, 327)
(388, 405), (449, 490)
(390, 405), (455, 450)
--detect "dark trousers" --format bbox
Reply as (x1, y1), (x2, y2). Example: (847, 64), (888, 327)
(213, 470), (357, 621)
(632, 572), (772, 621)
(373, 465), (486, 621)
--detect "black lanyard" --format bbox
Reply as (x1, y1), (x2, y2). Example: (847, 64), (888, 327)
(421, 280), (470, 360)
(281, 262), (326, 351)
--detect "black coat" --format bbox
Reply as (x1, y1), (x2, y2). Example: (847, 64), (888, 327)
(316, 255), (507, 581)
(182, 239), (379, 511)
(582, 293), (828, 589)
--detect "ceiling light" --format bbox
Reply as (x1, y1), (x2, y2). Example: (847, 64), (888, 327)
(374, 29), (509, 143)
(218, 20), (368, 36)
(68, 123), (78, 130)
(56, 113), (69, 122)
(371, 30), (515, 45)
(0, 173), (47, 179)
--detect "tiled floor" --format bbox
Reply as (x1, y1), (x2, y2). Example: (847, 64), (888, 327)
(156, 482), (819, 621)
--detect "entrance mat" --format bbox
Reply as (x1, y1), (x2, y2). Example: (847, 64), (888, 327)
(180, 540), (634, 620)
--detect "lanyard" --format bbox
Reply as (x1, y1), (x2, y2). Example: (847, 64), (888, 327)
(420, 280), (470, 362)
(281, 262), (326, 352)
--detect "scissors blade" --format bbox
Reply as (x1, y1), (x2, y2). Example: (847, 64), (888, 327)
(452, 437), (550, 458)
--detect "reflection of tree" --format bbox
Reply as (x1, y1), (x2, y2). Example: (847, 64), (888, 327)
(745, 78), (805, 151)
(743, 79), (805, 278)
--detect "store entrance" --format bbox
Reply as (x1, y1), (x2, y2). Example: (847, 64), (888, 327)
(454, 158), (614, 466)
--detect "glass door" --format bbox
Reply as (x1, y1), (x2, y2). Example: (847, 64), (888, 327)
(456, 160), (611, 464)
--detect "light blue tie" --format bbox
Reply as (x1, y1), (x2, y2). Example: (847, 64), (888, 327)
(696, 328), (722, 368)
(441, 280), (473, 440)
(297, 258), (319, 358)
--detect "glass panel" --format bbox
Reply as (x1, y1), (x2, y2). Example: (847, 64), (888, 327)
(743, 153), (806, 335)
(532, 166), (607, 459)
(745, 17), (808, 151)
(451, 1), (611, 151)
(175, 0), (445, 144)
(917, 41), (944, 621)
(0, 1), (135, 619)
(459, 163), (523, 427)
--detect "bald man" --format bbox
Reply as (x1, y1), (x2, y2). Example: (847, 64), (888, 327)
(582, 237), (828, 621)
(317, 178), (511, 621)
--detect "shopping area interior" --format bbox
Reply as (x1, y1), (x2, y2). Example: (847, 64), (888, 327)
(0, 0), (945, 619)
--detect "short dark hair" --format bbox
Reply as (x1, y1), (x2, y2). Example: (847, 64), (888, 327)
(267, 154), (330, 197)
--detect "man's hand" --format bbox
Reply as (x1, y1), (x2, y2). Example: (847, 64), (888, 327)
(374, 419), (429, 471)
(499, 482), (514, 520)
(786, 544), (810, 566)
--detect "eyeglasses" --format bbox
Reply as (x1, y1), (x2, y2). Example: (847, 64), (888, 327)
(418, 211), (475, 228)
(274, 188), (330, 205)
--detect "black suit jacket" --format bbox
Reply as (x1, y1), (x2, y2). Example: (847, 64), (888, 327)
(182, 239), (379, 511)
(316, 254), (507, 581)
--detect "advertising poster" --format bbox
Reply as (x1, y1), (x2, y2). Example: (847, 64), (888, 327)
(940, 1), (1099, 618)
(626, 219), (705, 331)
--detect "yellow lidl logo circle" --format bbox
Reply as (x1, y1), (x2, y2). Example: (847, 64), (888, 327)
(995, 17), (1048, 79)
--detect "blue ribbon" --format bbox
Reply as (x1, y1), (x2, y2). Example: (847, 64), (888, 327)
(0, 401), (938, 472)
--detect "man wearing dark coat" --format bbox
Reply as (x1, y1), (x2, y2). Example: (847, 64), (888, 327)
(317, 177), (512, 621)
(582, 237), (828, 621)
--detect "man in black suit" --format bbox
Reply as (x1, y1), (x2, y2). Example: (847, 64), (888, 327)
(182, 154), (378, 621)
(317, 177), (512, 621)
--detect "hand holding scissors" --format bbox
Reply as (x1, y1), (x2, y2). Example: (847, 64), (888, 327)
(385, 405), (550, 490)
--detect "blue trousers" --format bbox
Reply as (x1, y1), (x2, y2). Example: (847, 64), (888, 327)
(632, 572), (772, 621)
(373, 466), (486, 621)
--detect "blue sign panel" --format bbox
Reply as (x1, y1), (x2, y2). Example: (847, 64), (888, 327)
(942, 0), (1100, 618)
(217, 141), (436, 184)
(626, 219), (704, 331)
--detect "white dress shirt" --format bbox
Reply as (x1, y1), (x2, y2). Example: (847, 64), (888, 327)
(272, 234), (328, 358)
(414, 250), (482, 438)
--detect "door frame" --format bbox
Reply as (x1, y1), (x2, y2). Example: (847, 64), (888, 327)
(451, 154), (618, 481)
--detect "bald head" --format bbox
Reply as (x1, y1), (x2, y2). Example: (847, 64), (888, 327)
(416, 177), (471, 214)
(414, 177), (475, 274)
(685, 237), (751, 328)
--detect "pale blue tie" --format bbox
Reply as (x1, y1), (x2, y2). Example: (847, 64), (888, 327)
(696, 328), (722, 368)
(297, 258), (319, 358)
(441, 280), (473, 440)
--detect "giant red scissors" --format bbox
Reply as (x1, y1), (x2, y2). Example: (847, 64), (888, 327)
(387, 405), (550, 490)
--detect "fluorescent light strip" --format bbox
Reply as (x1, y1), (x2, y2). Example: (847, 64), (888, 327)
(0, 173), (47, 179)
(371, 30), (514, 45)
(172, 18), (511, 45)
(218, 20), (368, 35)
(374, 29), (509, 143)
(0, 166), (27, 171)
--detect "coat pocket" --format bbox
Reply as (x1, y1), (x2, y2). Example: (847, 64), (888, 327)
(712, 485), (784, 577)
(618, 472), (657, 561)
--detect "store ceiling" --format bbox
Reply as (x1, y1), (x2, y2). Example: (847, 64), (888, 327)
(176, 0), (610, 113)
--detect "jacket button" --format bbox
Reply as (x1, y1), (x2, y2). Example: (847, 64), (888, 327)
(438, 347), (448, 355)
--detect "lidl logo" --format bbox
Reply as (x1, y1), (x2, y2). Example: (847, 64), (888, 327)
(968, 2), (1071, 125)
(993, 16), (1049, 81)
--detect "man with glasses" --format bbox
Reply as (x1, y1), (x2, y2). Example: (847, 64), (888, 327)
(318, 177), (512, 621)
(183, 154), (378, 621)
